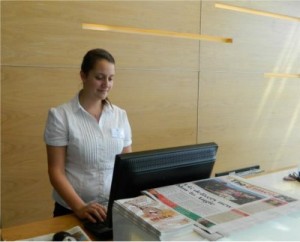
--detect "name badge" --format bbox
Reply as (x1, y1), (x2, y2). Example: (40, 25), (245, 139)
(111, 128), (124, 139)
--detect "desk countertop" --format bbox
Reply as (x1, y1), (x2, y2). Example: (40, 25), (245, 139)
(1, 214), (93, 241)
(248, 167), (300, 199)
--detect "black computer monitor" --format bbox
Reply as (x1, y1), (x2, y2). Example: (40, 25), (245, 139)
(106, 142), (218, 228)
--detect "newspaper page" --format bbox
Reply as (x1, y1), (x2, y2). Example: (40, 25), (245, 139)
(19, 225), (91, 241)
(143, 175), (300, 239)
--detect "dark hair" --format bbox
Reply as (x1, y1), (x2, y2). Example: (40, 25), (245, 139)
(81, 48), (115, 75)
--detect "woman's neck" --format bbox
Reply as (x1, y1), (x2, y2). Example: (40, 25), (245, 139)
(79, 90), (104, 121)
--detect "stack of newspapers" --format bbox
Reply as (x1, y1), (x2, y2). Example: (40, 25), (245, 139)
(113, 195), (194, 240)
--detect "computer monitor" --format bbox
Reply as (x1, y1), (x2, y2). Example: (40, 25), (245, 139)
(106, 142), (218, 228)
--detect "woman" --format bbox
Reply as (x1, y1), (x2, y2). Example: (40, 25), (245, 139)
(44, 49), (132, 223)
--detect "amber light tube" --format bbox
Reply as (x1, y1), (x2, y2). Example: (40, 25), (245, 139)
(264, 73), (300, 78)
(215, 3), (300, 22)
(82, 23), (233, 43)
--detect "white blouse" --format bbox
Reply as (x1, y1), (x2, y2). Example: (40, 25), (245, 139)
(44, 93), (132, 209)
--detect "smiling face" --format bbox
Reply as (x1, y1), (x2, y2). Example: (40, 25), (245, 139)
(80, 59), (115, 101)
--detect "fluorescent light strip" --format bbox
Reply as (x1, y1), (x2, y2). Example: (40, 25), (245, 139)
(82, 23), (233, 43)
(215, 3), (300, 22)
(264, 73), (300, 78)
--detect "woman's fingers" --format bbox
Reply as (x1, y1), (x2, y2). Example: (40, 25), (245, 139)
(86, 202), (107, 223)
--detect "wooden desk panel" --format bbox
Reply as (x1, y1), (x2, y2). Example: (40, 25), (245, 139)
(1, 214), (94, 241)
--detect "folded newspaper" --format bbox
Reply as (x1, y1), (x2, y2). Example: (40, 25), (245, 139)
(114, 195), (194, 240)
(19, 225), (91, 241)
(142, 175), (300, 241)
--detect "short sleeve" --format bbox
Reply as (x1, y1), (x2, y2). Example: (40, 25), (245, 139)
(44, 107), (68, 146)
(122, 111), (132, 147)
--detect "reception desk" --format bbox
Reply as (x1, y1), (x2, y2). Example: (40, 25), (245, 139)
(112, 167), (300, 241)
(2, 167), (299, 241)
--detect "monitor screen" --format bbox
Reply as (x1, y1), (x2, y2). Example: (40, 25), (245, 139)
(106, 142), (218, 228)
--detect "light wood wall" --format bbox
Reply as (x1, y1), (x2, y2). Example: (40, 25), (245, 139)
(199, 1), (300, 173)
(1, 1), (300, 227)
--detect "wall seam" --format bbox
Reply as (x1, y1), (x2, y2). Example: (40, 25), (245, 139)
(197, 0), (202, 144)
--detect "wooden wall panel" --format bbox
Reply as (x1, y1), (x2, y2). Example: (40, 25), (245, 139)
(2, 66), (81, 226)
(200, 1), (300, 73)
(198, 71), (300, 174)
(199, 0), (300, 175)
(2, 1), (200, 70)
(110, 70), (199, 151)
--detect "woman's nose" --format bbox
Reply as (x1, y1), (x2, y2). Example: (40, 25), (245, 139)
(102, 78), (109, 86)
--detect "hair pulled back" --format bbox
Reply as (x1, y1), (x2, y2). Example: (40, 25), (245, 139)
(81, 48), (115, 75)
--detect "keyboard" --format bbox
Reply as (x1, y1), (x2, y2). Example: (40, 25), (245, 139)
(83, 220), (113, 241)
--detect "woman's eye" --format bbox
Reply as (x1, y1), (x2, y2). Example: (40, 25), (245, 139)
(96, 76), (104, 80)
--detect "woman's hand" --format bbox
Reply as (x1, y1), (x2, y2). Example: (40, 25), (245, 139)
(75, 202), (107, 223)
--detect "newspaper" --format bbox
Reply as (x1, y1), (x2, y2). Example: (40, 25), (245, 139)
(143, 175), (300, 240)
(19, 225), (91, 241)
(114, 195), (194, 240)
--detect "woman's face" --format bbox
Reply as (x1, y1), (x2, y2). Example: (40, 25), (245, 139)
(81, 59), (115, 100)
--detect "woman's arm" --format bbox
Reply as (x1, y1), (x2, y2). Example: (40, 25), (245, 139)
(46, 145), (106, 223)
